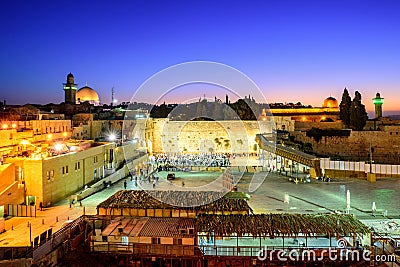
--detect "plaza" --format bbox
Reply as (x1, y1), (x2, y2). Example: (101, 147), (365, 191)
(1, 164), (400, 249)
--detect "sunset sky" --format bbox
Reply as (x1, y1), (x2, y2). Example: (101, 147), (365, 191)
(1, 0), (399, 115)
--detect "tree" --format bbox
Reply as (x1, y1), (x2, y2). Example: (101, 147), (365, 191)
(349, 91), (368, 130)
(339, 88), (352, 127)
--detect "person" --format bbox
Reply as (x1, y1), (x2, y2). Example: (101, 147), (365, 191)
(39, 202), (43, 211)
(124, 180), (127, 189)
(182, 181), (185, 187)
(152, 179), (156, 189)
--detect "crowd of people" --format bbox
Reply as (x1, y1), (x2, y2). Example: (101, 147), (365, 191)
(152, 153), (230, 169)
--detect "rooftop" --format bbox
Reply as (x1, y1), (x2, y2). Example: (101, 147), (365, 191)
(196, 213), (371, 237)
(97, 190), (252, 212)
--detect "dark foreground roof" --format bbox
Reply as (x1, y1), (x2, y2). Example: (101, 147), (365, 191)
(196, 213), (370, 237)
(97, 190), (252, 213)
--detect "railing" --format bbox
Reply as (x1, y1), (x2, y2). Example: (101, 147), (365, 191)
(32, 216), (85, 262)
(91, 242), (196, 256)
(198, 245), (360, 257)
(8, 204), (36, 217)
(0, 246), (32, 260)
(89, 242), (362, 259)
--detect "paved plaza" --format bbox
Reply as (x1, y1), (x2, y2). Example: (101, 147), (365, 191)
(1, 167), (400, 247)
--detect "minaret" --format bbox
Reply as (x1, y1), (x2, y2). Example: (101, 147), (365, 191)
(372, 92), (384, 119)
(63, 72), (77, 104)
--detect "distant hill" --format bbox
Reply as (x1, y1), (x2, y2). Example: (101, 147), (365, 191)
(387, 114), (400, 120)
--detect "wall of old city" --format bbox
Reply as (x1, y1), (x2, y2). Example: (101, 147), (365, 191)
(294, 121), (344, 132)
(294, 128), (400, 164)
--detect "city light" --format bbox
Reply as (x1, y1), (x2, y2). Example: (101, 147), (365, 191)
(63, 132), (68, 137)
(109, 134), (116, 141)
(47, 134), (53, 140)
(20, 139), (30, 145)
(2, 123), (8, 129)
(373, 98), (384, 105)
(54, 144), (63, 151)
(11, 123), (17, 128)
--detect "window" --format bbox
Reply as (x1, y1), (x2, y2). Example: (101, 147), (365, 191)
(102, 236), (107, 242)
(173, 238), (182, 245)
(62, 166), (68, 174)
(151, 238), (161, 244)
(46, 171), (50, 180)
(188, 228), (194, 235)
(50, 170), (54, 178)
(179, 229), (187, 234)
(75, 162), (81, 171)
(94, 156), (98, 163)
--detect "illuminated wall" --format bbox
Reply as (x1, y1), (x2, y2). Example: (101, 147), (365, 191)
(146, 119), (274, 154)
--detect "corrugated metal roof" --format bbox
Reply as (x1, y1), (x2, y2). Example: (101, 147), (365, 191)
(138, 217), (195, 237)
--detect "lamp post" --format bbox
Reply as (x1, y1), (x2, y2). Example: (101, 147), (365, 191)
(109, 134), (116, 142)
(29, 222), (32, 246)
(369, 140), (373, 173)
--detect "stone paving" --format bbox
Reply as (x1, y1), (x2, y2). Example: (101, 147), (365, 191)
(1, 164), (400, 247)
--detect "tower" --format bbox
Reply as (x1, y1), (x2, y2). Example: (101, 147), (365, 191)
(63, 73), (77, 104)
(372, 92), (384, 119)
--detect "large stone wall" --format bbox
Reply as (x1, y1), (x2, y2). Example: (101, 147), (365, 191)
(147, 119), (273, 154)
(295, 129), (400, 164)
(294, 121), (344, 132)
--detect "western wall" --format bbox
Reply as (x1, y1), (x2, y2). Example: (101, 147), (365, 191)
(146, 119), (274, 154)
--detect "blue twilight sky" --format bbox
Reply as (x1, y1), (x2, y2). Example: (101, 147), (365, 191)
(1, 0), (400, 114)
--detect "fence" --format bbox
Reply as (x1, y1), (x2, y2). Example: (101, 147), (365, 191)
(0, 246), (32, 260)
(32, 215), (85, 263)
(320, 158), (400, 177)
(8, 204), (36, 217)
(91, 242), (195, 256)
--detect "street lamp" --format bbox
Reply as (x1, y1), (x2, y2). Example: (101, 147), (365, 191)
(369, 140), (374, 173)
(108, 134), (116, 142)
(54, 144), (63, 152)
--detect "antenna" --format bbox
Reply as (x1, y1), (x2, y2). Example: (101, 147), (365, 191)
(111, 86), (114, 106)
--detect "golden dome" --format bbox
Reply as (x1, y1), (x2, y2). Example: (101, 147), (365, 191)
(322, 97), (338, 108)
(76, 85), (100, 105)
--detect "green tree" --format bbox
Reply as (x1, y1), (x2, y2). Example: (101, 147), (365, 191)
(339, 88), (352, 127)
(349, 91), (368, 130)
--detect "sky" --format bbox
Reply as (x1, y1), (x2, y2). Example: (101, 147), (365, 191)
(1, 0), (400, 115)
